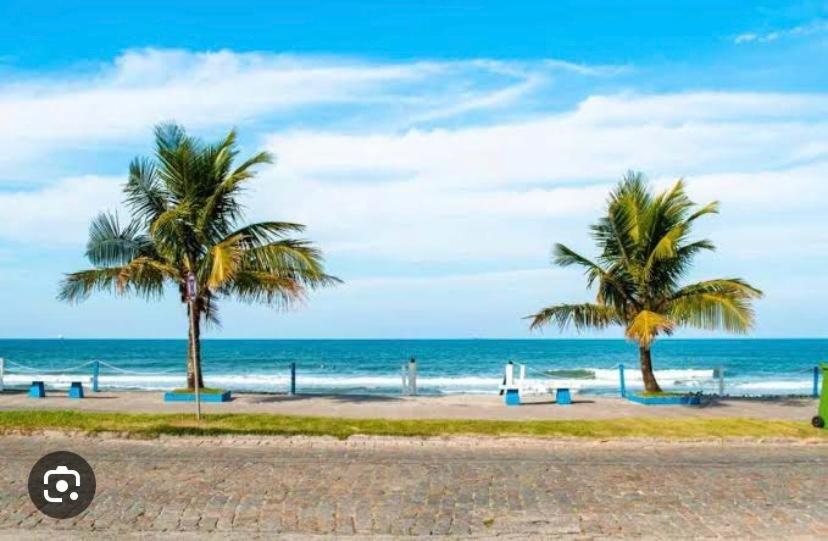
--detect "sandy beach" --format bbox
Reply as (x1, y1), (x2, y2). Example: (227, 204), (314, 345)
(0, 390), (818, 422)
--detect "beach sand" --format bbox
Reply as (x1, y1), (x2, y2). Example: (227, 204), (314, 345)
(0, 390), (818, 421)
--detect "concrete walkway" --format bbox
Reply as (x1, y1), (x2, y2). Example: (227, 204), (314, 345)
(0, 435), (826, 539)
(0, 390), (818, 421)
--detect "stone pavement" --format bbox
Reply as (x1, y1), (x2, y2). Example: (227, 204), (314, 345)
(0, 435), (826, 539)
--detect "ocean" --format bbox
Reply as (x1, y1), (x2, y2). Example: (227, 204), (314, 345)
(0, 339), (824, 396)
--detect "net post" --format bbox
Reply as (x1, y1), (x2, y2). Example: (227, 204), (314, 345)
(814, 366), (820, 399)
(505, 361), (514, 386)
(289, 362), (296, 395)
(408, 357), (417, 396)
(718, 366), (725, 396)
(92, 360), (100, 392)
(619, 363), (626, 397)
(0, 358), (4, 393)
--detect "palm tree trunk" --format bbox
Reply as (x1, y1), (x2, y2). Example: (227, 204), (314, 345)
(639, 345), (662, 393)
(186, 302), (204, 390)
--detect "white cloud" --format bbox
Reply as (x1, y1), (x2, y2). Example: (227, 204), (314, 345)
(2, 77), (826, 272)
(1, 51), (827, 291)
(1, 50), (431, 149)
(0, 176), (122, 244)
(0, 49), (617, 174)
(263, 92), (828, 191)
(248, 92), (828, 262)
(734, 19), (828, 44)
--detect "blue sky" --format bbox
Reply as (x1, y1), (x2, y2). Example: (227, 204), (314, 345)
(0, 1), (826, 338)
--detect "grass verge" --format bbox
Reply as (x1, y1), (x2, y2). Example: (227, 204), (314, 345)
(0, 410), (825, 440)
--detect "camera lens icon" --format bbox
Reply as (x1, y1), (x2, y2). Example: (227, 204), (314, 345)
(57, 480), (78, 500)
(28, 451), (96, 519)
(43, 465), (81, 503)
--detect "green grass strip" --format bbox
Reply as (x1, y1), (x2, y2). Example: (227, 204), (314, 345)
(0, 410), (825, 440)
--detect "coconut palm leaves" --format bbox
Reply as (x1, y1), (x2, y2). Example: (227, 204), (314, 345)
(529, 172), (761, 392)
(60, 124), (339, 388)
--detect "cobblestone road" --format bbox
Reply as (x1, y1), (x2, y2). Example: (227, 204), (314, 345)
(0, 436), (826, 539)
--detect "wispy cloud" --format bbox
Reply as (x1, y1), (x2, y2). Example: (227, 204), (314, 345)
(3, 88), (827, 265)
(246, 91), (828, 264)
(734, 18), (828, 44)
(0, 49), (620, 176)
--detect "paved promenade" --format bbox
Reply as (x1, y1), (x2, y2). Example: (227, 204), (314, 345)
(0, 390), (818, 421)
(0, 435), (826, 539)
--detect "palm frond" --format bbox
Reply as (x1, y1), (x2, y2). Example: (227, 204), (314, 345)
(196, 150), (274, 234)
(625, 310), (675, 346)
(85, 212), (153, 267)
(58, 258), (175, 303)
(125, 157), (168, 224)
(226, 221), (306, 249)
(204, 234), (245, 289)
(667, 292), (758, 333)
(687, 201), (720, 223)
(223, 271), (307, 308)
(527, 303), (620, 331)
(669, 278), (763, 302)
(241, 240), (340, 286)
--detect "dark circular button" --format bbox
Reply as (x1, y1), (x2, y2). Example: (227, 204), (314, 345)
(28, 451), (96, 519)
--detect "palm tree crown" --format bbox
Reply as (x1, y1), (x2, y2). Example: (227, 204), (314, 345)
(528, 172), (762, 392)
(59, 123), (339, 388)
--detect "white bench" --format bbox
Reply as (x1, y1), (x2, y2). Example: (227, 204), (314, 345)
(500, 362), (579, 406)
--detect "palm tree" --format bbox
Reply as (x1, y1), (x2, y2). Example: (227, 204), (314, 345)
(59, 124), (339, 389)
(528, 172), (762, 392)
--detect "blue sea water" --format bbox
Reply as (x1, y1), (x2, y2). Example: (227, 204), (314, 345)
(0, 339), (824, 396)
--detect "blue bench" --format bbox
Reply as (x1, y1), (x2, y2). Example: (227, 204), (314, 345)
(29, 381), (46, 398)
(28, 380), (87, 399)
(501, 386), (572, 406)
(499, 363), (576, 406)
(503, 387), (521, 406)
(69, 381), (85, 399)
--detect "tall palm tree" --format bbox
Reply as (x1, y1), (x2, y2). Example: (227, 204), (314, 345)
(528, 172), (762, 392)
(59, 124), (339, 389)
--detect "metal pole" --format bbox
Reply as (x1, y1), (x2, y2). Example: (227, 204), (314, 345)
(619, 363), (626, 397)
(192, 304), (202, 421)
(289, 362), (296, 395)
(814, 366), (820, 399)
(409, 357), (417, 396)
(187, 272), (201, 421)
(0, 358), (4, 393)
(718, 366), (725, 396)
(92, 360), (100, 392)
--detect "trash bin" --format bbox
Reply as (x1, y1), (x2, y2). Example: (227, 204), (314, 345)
(812, 363), (828, 429)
